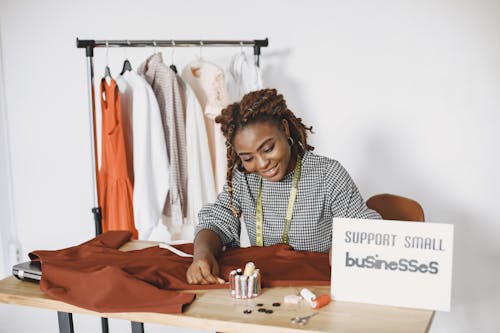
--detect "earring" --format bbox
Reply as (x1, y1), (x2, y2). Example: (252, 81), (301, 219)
(288, 137), (294, 146)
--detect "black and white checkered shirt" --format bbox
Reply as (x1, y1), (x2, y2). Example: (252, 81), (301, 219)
(196, 151), (381, 253)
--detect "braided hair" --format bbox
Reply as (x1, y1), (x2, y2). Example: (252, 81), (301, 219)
(215, 88), (314, 217)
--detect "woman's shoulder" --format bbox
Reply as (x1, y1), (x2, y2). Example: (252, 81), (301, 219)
(303, 151), (343, 172)
(231, 166), (255, 185)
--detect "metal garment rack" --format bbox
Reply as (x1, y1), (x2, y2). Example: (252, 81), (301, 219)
(73, 37), (269, 333)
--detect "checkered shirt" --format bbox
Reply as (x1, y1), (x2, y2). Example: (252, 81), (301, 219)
(196, 151), (381, 253)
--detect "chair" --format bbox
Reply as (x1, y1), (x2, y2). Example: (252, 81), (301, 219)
(366, 193), (425, 222)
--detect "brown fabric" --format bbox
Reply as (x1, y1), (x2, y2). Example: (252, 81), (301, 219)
(366, 193), (425, 222)
(29, 231), (330, 314)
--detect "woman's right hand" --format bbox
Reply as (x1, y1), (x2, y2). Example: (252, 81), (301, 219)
(186, 251), (225, 285)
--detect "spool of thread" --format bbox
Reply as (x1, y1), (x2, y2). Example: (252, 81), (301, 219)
(311, 294), (331, 309)
(243, 262), (255, 276)
(229, 270), (236, 296)
(235, 275), (241, 298)
(228, 265), (261, 299)
(241, 275), (248, 299)
(255, 269), (261, 296)
(300, 288), (317, 306)
(247, 275), (254, 298)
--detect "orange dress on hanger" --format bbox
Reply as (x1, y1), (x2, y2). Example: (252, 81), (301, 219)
(98, 78), (137, 239)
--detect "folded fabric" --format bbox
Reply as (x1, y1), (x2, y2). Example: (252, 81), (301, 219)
(29, 231), (330, 314)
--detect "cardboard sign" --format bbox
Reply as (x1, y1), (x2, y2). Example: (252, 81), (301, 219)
(331, 218), (453, 311)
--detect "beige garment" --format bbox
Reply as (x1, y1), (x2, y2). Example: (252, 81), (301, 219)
(184, 84), (217, 227)
(181, 60), (230, 193)
(138, 53), (187, 225)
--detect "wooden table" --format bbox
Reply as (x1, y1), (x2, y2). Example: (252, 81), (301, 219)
(0, 241), (435, 333)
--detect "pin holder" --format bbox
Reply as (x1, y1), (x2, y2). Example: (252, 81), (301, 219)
(229, 262), (262, 299)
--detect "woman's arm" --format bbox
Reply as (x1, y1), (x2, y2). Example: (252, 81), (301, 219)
(186, 229), (225, 284)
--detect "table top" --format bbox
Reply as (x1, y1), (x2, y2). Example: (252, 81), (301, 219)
(0, 241), (434, 333)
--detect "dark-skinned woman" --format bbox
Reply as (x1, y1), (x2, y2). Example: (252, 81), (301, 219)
(186, 88), (380, 285)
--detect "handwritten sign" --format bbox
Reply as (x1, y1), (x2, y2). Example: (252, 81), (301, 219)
(331, 218), (453, 311)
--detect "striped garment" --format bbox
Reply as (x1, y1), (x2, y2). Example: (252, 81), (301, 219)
(139, 53), (187, 222)
(196, 151), (381, 253)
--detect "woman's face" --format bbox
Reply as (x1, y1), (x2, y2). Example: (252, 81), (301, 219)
(232, 120), (293, 182)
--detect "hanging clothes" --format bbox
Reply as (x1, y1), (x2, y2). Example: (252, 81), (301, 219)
(181, 61), (230, 193)
(184, 84), (217, 233)
(98, 79), (137, 239)
(226, 51), (263, 102)
(118, 70), (170, 240)
(138, 53), (188, 233)
(115, 76), (134, 183)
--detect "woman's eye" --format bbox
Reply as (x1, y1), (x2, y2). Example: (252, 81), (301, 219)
(264, 145), (274, 153)
(242, 157), (253, 163)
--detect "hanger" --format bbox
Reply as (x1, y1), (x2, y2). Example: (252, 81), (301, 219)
(104, 65), (112, 78)
(104, 41), (112, 83)
(169, 40), (178, 74)
(190, 41), (204, 78)
(198, 40), (204, 60)
(120, 59), (132, 75)
(120, 40), (133, 75)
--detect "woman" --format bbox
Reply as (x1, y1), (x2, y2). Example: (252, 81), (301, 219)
(186, 89), (380, 284)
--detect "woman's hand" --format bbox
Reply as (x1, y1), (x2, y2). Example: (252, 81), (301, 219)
(186, 251), (225, 285)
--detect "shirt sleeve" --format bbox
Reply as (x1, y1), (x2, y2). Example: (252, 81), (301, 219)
(195, 170), (242, 248)
(327, 160), (381, 219)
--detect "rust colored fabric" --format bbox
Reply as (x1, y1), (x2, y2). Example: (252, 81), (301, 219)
(29, 231), (330, 314)
(98, 79), (137, 239)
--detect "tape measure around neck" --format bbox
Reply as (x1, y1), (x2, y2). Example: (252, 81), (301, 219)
(256, 154), (302, 246)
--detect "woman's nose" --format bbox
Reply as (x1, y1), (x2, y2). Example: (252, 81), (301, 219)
(256, 155), (270, 170)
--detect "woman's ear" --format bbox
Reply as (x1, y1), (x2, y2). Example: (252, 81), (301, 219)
(281, 119), (290, 137)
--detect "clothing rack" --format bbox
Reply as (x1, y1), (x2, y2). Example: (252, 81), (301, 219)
(74, 37), (268, 333)
(76, 37), (268, 237)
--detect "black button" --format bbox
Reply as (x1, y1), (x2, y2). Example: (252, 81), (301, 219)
(272, 302), (281, 307)
(243, 309), (252, 314)
(265, 309), (273, 314)
(258, 308), (267, 312)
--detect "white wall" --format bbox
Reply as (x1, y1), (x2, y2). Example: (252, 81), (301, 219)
(0, 0), (499, 332)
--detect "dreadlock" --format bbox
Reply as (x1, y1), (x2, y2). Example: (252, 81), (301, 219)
(215, 88), (314, 217)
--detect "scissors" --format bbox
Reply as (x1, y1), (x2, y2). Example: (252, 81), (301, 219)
(290, 312), (319, 325)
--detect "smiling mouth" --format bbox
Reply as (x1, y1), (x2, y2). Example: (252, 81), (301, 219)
(262, 164), (279, 177)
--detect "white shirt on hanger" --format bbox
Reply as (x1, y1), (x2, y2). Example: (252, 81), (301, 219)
(115, 76), (134, 183)
(184, 84), (217, 228)
(181, 60), (230, 194)
(121, 70), (170, 240)
(226, 51), (263, 102)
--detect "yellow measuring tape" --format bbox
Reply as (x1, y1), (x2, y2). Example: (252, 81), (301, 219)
(256, 155), (302, 246)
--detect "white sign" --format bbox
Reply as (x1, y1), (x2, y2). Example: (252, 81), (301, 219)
(331, 218), (453, 311)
